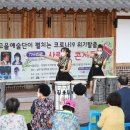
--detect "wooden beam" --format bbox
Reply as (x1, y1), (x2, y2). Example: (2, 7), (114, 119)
(117, 16), (130, 19)
(116, 63), (130, 66)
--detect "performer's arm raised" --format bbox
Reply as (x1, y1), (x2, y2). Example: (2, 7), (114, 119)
(103, 58), (107, 69)
(43, 55), (59, 62)
(89, 53), (95, 58)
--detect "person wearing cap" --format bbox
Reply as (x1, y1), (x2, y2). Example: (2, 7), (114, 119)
(73, 83), (90, 126)
(50, 99), (80, 130)
(117, 75), (130, 123)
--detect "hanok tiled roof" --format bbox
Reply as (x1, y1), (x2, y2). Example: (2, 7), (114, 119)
(0, 0), (130, 11)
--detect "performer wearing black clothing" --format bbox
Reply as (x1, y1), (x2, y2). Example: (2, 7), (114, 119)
(43, 47), (73, 81)
(87, 44), (106, 100)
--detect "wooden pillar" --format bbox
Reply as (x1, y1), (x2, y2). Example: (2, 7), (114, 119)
(28, 9), (36, 38)
(60, 10), (64, 38)
(75, 12), (77, 38)
(87, 11), (93, 38)
(73, 12), (76, 38)
(21, 10), (28, 38)
(44, 10), (51, 38)
(42, 9), (46, 37)
(111, 10), (117, 70)
(86, 13), (88, 38)
(92, 12), (96, 38)
(7, 12), (11, 38)
(106, 12), (111, 37)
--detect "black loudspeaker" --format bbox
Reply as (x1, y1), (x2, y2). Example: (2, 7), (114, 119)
(47, 17), (51, 28)
(113, 18), (118, 28)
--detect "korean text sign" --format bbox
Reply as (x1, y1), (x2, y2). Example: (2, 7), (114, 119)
(0, 37), (114, 81)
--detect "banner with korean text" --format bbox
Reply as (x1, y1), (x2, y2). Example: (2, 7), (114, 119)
(0, 37), (114, 81)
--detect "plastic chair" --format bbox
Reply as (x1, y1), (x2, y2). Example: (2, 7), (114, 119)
(0, 101), (3, 115)
(80, 126), (89, 130)
(125, 123), (130, 130)
(88, 110), (101, 130)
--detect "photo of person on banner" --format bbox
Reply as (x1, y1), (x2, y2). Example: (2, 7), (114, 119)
(87, 44), (107, 101)
(14, 67), (21, 79)
(43, 47), (74, 81)
(12, 52), (22, 65)
(0, 66), (11, 79)
(0, 52), (11, 65)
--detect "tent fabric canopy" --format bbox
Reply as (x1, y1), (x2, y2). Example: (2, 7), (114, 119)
(0, 0), (130, 11)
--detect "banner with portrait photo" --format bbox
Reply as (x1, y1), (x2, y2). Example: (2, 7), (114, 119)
(0, 37), (114, 81)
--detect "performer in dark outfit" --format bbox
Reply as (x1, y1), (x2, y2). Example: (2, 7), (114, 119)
(87, 44), (106, 100)
(56, 50), (73, 81)
(43, 47), (73, 81)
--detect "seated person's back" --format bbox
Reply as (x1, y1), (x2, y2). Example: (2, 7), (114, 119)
(118, 75), (130, 122)
(0, 98), (27, 130)
(0, 114), (27, 130)
(73, 83), (90, 126)
(51, 99), (79, 130)
(30, 83), (54, 130)
(98, 92), (124, 130)
(0, 101), (3, 115)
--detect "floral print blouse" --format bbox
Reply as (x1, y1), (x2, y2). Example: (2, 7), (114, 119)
(30, 98), (54, 130)
(0, 114), (27, 130)
(51, 110), (80, 130)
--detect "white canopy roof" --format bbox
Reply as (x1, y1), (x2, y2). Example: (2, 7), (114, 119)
(0, 0), (130, 11)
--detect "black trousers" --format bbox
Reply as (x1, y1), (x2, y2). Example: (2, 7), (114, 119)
(27, 123), (32, 130)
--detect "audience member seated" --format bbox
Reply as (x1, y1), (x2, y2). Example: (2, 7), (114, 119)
(0, 101), (3, 115)
(97, 92), (125, 130)
(73, 83), (90, 126)
(0, 98), (27, 130)
(28, 83), (54, 130)
(50, 99), (80, 130)
(118, 75), (130, 123)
